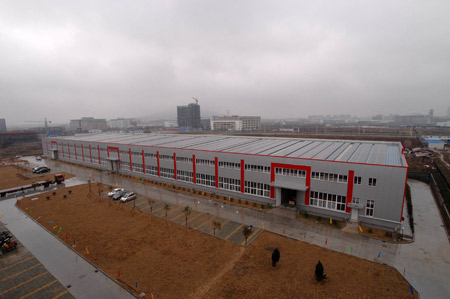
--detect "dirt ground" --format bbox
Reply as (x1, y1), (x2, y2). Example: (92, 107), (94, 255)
(17, 184), (417, 298)
(0, 141), (43, 160)
(0, 165), (73, 190)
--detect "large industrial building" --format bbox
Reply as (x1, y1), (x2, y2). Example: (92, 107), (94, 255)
(42, 133), (408, 232)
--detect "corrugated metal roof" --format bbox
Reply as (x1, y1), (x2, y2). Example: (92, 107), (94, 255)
(57, 133), (406, 166)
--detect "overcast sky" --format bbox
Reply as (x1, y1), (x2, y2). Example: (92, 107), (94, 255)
(1, 1), (449, 126)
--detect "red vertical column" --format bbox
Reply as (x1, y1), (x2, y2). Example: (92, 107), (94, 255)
(68, 143), (71, 158)
(241, 160), (245, 193)
(89, 145), (92, 163)
(142, 150), (146, 174)
(98, 146), (101, 165)
(192, 155), (196, 184)
(129, 149), (133, 171)
(62, 142), (65, 158)
(305, 169), (311, 205)
(173, 153), (177, 180)
(157, 151), (160, 176)
(46, 142), (49, 155)
(118, 150), (121, 169)
(345, 170), (355, 213)
(270, 163), (275, 199)
(74, 144), (77, 160)
(215, 157), (218, 188)
(81, 144), (85, 161)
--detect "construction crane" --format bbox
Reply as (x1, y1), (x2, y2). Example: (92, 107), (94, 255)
(25, 118), (51, 132)
(192, 97), (198, 105)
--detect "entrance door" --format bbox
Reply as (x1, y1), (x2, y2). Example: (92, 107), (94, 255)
(281, 188), (297, 207)
(351, 207), (358, 221)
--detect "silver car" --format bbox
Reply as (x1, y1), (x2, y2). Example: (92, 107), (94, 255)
(120, 192), (136, 202)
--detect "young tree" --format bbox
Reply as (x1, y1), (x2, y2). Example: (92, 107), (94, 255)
(242, 225), (252, 246)
(147, 198), (156, 213)
(183, 206), (192, 228)
(272, 248), (280, 267)
(163, 204), (171, 221)
(315, 260), (327, 282)
(213, 220), (222, 236)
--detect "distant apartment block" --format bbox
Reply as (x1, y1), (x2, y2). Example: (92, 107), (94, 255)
(211, 115), (261, 131)
(109, 118), (130, 130)
(177, 102), (201, 129)
(70, 117), (108, 132)
(0, 119), (6, 132)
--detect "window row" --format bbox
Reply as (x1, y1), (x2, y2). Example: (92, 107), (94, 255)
(196, 159), (215, 166)
(176, 156), (193, 163)
(311, 171), (347, 183)
(310, 191), (346, 211)
(160, 167), (175, 179)
(244, 181), (270, 198)
(277, 168), (306, 178)
(354, 176), (377, 187)
(159, 155), (173, 161)
(219, 177), (241, 192)
(177, 170), (194, 182)
(196, 173), (216, 186)
(144, 153), (158, 158)
(245, 164), (270, 173)
(219, 161), (241, 169)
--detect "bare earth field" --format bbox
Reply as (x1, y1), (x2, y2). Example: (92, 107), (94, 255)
(17, 184), (417, 298)
(0, 165), (73, 190)
(0, 141), (43, 160)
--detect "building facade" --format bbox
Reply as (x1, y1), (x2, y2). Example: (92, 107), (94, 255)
(211, 115), (261, 131)
(70, 117), (108, 132)
(109, 118), (131, 130)
(0, 119), (6, 132)
(42, 134), (408, 232)
(177, 103), (201, 129)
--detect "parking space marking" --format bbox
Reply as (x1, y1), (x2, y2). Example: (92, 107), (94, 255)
(186, 212), (203, 223)
(241, 228), (261, 245)
(224, 223), (244, 240)
(0, 257), (34, 272)
(170, 211), (186, 221)
(0, 271), (48, 296)
(0, 263), (42, 282)
(19, 279), (57, 299)
(52, 290), (69, 299)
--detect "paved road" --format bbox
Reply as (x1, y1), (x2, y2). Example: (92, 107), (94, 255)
(0, 180), (136, 299)
(22, 158), (450, 298)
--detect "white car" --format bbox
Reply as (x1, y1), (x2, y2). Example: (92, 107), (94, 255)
(108, 188), (124, 197)
(120, 192), (136, 203)
(36, 156), (42, 161)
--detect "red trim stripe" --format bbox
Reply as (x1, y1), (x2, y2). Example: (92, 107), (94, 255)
(68, 143), (71, 158)
(192, 155), (196, 184)
(142, 150), (146, 174)
(173, 153), (177, 180)
(62, 142), (65, 157)
(215, 157), (218, 188)
(89, 144), (92, 163)
(98, 145), (101, 165)
(345, 170), (355, 213)
(241, 160), (245, 193)
(157, 151), (160, 176)
(74, 144), (77, 160)
(129, 149), (132, 171)
(106, 146), (120, 168)
(81, 144), (85, 161)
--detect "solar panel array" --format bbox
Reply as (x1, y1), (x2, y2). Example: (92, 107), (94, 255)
(59, 133), (405, 166)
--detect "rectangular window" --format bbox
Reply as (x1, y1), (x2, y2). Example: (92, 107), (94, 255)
(354, 176), (362, 185)
(366, 200), (374, 216)
(369, 178), (377, 187)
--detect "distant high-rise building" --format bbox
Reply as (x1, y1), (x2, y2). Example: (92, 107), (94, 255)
(0, 118), (6, 132)
(70, 117), (108, 132)
(177, 102), (201, 129)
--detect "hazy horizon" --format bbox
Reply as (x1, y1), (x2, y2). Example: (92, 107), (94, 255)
(1, 1), (449, 126)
